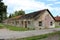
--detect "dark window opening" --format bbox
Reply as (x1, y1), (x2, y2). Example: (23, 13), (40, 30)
(59, 23), (60, 25)
(12, 22), (14, 24)
(25, 21), (27, 28)
(16, 21), (19, 25)
(50, 22), (53, 26)
(28, 21), (30, 24)
(39, 21), (42, 26)
(21, 21), (23, 24)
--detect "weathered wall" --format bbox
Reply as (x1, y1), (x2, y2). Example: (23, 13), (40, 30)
(2, 11), (55, 30)
(55, 21), (60, 26)
(33, 11), (55, 29)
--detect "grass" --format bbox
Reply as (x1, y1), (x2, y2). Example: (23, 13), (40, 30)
(0, 23), (28, 31)
(55, 26), (60, 28)
(5, 25), (28, 31)
(16, 31), (60, 40)
(0, 23), (60, 40)
(16, 34), (48, 40)
(0, 23), (4, 29)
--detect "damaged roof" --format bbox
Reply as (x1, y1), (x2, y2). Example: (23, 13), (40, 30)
(4, 9), (55, 20)
(20, 9), (55, 20)
(55, 16), (60, 21)
(20, 9), (47, 19)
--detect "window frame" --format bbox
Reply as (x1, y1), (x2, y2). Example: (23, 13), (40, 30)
(28, 21), (30, 24)
(21, 21), (23, 24)
(39, 21), (42, 26)
(50, 21), (53, 26)
(16, 20), (19, 25)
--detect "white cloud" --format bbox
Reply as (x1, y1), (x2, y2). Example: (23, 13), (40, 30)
(47, 4), (53, 6)
(54, 2), (60, 4)
(3, 0), (52, 13)
(3, 0), (60, 16)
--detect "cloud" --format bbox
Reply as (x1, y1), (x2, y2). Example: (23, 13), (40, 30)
(54, 2), (60, 4)
(47, 4), (53, 6)
(3, 0), (60, 16)
(3, 0), (52, 13)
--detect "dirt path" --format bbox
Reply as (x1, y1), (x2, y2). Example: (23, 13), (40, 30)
(0, 28), (60, 39)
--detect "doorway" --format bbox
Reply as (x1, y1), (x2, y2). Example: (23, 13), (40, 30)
(25, 21), (27, 28)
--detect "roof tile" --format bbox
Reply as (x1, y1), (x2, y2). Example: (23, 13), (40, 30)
(55, 16), (60, 21)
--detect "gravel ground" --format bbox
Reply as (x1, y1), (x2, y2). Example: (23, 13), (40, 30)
(0, 28), (60, 39)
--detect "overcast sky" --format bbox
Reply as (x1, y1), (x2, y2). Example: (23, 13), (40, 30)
(3, 0), (60, 16)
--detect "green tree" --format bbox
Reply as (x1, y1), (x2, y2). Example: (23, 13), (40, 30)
(0, 0), (7, 22)
(13, 9), (25, 17)
(17, 9), (25, 15)
(9, 14), (12, 18)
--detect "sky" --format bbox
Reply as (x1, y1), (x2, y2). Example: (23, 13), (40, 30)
(3, 0), (60, 16)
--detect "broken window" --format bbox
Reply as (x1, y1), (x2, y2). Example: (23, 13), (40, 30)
(39, 21), (42, 26)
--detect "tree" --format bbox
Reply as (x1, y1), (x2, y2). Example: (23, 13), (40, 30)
(13, 9), (25, 17)
(9, 14), (12, 18)
(0, 0), (7, 22)
(0, 0), (2, 2)
(17, 9), (25, 15)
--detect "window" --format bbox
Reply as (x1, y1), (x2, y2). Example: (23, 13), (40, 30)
(21, 21), (23, 24)
(12, 22), (14, 24)
(59, 23), (60, 25)
(16, 21), (19, 25)
(28, 21), (30, 24)
(39, 21), (42, 26)
(50, 22), (53, 26)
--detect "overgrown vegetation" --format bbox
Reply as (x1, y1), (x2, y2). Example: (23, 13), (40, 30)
(0, 23), (28, 31)
(5, 25), (28, 31)
(16, 31), (60, 40)
(0, 24), (60, 40)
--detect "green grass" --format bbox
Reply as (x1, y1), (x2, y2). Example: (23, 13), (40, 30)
(0, 23), (28, 31)
(0, 23), (4, 29)
(0, 24), (60, 40)
(16, 31), (60, 40)
(16, 34), (48, 40)
(55, 26), (60, 28)
(5, 25), (28, 31)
